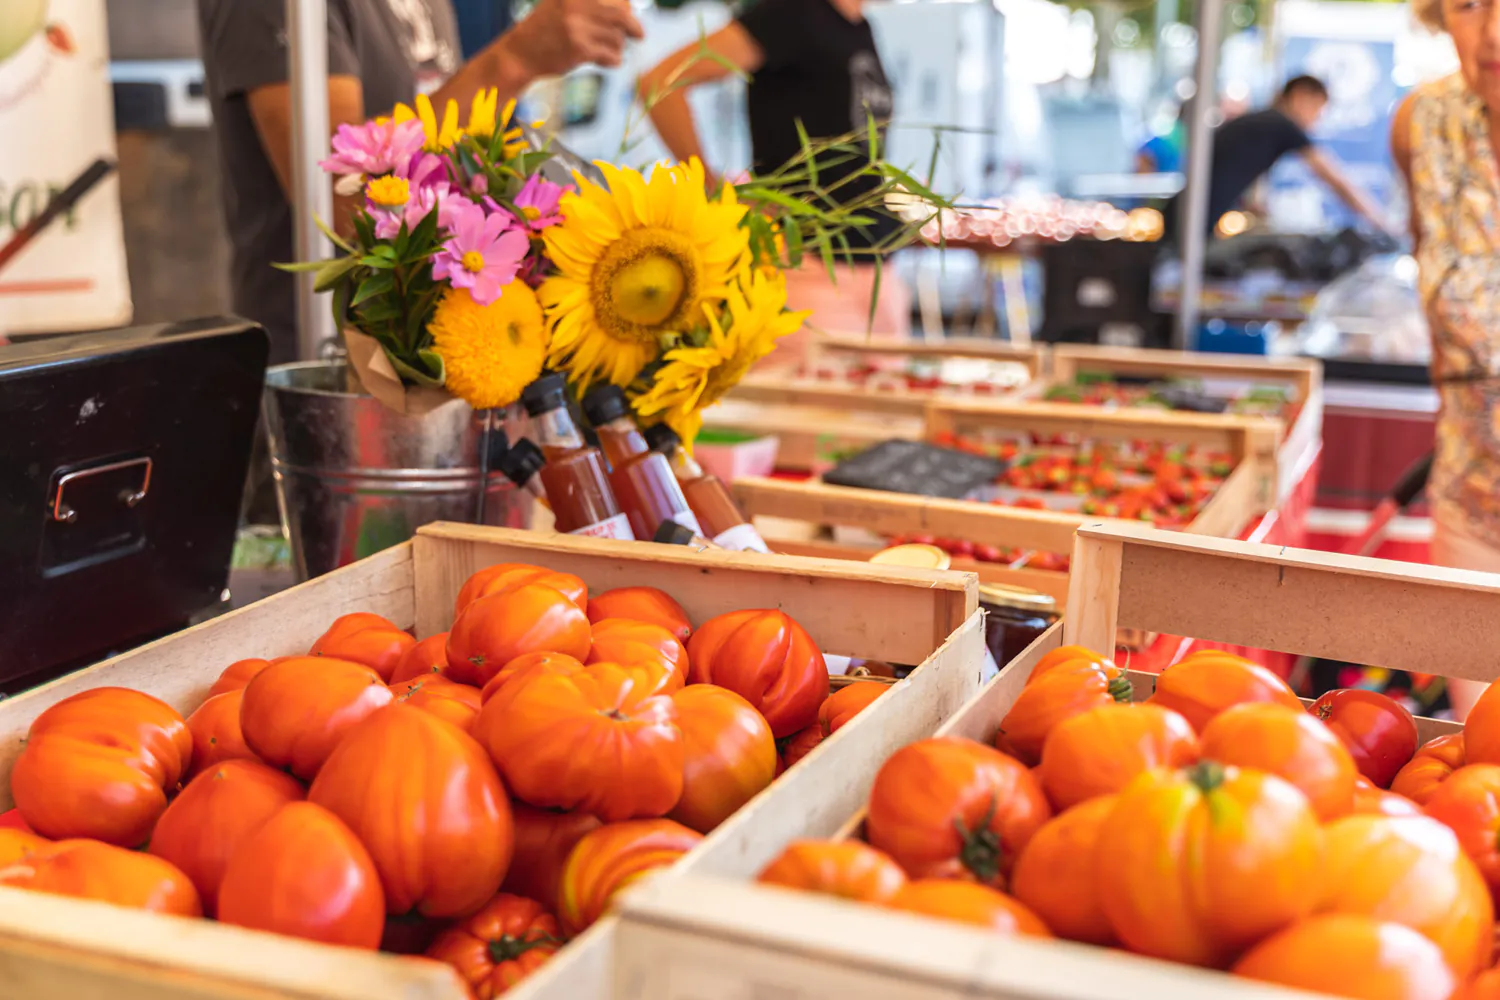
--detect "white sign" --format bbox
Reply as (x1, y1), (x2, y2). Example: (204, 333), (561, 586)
(0, 0), (130, 335)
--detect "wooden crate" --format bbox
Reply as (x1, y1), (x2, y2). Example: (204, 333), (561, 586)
(0, 523), (988, 1000)
(607, 522), (1492, 1000)
(1042, 345), (1323, 507)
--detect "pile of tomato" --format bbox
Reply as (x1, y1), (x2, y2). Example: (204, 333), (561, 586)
(0, 564), (887, 996)
(1043, 376), (1296, 422)
(799, 361), (1016, 395)
(759, 646), (1500, 1000)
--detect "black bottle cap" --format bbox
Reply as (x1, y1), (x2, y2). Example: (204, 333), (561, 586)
(521, 374), (567, 416)
(653, 519), (697, 545)
(497, 437), (545, 486)
(581, 384), (630, 427)
(645, 423), (681, 455)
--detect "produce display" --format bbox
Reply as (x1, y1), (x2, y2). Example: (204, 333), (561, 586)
(0, 564), (891, 996)
(758, 645), (1500, 1000)
(780, 353), (1031, 398)
(1043, 373), (1300, 426)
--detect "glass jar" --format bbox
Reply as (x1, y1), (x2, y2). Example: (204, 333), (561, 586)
(978, 583), (1060, 668)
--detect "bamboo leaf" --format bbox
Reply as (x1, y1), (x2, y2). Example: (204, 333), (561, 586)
(867, 255), (882, 334)
(313, 255), (361, 292)
(315, 215), (357, 254)
(351, 271), (396, 308)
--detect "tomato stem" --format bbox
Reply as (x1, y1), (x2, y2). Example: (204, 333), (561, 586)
(1187, 760), (1228, 793)
(953, 793), (1003, 884)
(486, 933), (557, 964)
(1106, 675), (1133, 703)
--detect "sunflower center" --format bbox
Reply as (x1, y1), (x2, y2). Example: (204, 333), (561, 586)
(461, 250), (486, 273)
(591, 228), (700, 343)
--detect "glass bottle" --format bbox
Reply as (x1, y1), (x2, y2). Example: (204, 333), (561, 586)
(520, 375), (635, 540)
(653, 519), (725, 552)
(645, 424), (770, 553)
(581, 385), (701, 541)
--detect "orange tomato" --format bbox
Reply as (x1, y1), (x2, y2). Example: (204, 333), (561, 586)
(309, 612), (416, 682)
(1010, 796), (1117, 945)
(865, 737), (1052, 886)
(1317, 813), (1493, 978)
(687, 609), (829, 739)
(502, 805), (601, 914)
(184, 690), (258, 780)
(1457, 969), (1500, 1000)
(446, 584), (591, 687)
(668, 686), (776, 833)
(239, 655), (393, 781)
(778, 725), (824, 774)
(1232, 914), (1456, 1000)
(217, 801), (385, 948)
(586, 586), (692, 643)
(1147, 651), (1301, 733)
(757, 840), (906, 903)
(389, 676), (482, 732)
(388, 633), (451, 685)
(887, 880), (1051, 936)
(1391, 733), (1465, 805)
(475, 662), (684, 822)
(208, 658), (271, 697)
(1424, 764), (1500, 900)
(586, 618), (689, 688)
(1352, 785), (1422, 816)
(426, 893), (564, 998)
(1462, 681), (1500, 767)
(1199, 703), (1357, 821)
(455, 563), (588, 617)
(0, 829), (49, 867)
(818, 682), (887, 737)
(1038, 703), (1199, 811)
(148, 759), (305, 916)
(479, 652), (586, 704)
(0, 839), (201, 916)
(1028, 645), (1112, 681)
(1310, 688), (1420, 789)
(557, 819), (702, 935)
(999, 659), (1133, 767)
(0, 809), (34, 834)
(11, 687), (192, 846)
(1096, 761), (1322, 967)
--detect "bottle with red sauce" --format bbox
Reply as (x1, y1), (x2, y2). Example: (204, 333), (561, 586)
(581, 385), (700, 541)
(645, 423), (770, 553)
(520, 376), (635, 540)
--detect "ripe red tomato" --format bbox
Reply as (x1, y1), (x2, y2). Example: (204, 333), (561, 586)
(208, 658), (271, 697)
(389, 676), (482, 732)
(818, 682), (887, 737)
(446, 584), (591, 687)
(1423, 763), (1500, 900)
(426, 893), (564, 997)
(502, 804), (601, 913)
(0, 839), (202, 916)
(478, 652), (586, 704)
(1391, 733), (1465, 804)
(668, 685), (776, 834)
(184, 690), (259, 779)
(1310, 689), (1420, 789)
(1147, 650), (1301, 733)
(586, 587), (692, 643)
(687, 609), (829, 739)
(778, 725), (824, 774)
(388, 632), (451, 685)
(239, 655), (394, 781)
(309, 612), (416, 682)
(455, 563), (588, 618)
(587, 618), (689, 688)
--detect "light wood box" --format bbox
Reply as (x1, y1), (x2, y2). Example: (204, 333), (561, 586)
(609, 522), (1483, 1000)
(0, 523), (990, 1000)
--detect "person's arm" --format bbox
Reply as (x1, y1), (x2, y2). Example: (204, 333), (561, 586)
(1299, 146), (1395, 236)
(1134, 150), (1157, 174)
(248, 77), (367, 236)
(1390, 91), (1420, 252)
(638, 23), (766, 176)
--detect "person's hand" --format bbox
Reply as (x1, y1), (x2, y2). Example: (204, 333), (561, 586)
(501, 0), (644, 79)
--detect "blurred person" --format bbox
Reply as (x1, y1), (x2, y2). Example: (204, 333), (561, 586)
(637, 0), (910, 360)
(1162, 75), (1387, 240)
(1393, 0), (1500, 717)
(1135, 102), (1186, 175)
(197, 0), (643, 367)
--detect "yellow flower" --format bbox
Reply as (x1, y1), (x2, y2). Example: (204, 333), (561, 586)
(464, 89), (528, 158)
(539, 158), (750, 389)
(394, 93), (461, 152)
(365, 175), (410, 208)
(430, 282), (548, 410)
(632, 268), (808, 445)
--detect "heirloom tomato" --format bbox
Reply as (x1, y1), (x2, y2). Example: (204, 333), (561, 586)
(0, 829), (48, 867)
(1232, 915), (1455, 1000)
(817, 682), (886, 737)
(1096, 761), (1322, 967)
(0, 839), (201, 916)
(1460, 680), (1500, 766)
(865, 737), (1051, 886)
(888, 880), (1051, 937)
(1038, 703), (1198, 811)
(1389, 732), (1465, 805)
(998, 657), (1132, 765)
(446, 584), (591, 687)
(11, 687), (192, 846)
(556, 819), (702, 935)
(455, 563), (587, 617)
(1010, 796), (1117, 945)
(669, 686), (776, 833)
(1147, 650), (1300, 732)
(310, 704), (513, 919)
(388, 632), (451, 685)
(1199, 703), (1357, 821)
(478, 652), (586, 704)
(1352, 785), (1422, 816)
(389, 676), (481, 732)
(1457, 970), (1500, 1000)
(686, 609), (828, 739)
(502, 805), (600, 913)
(217, 801), (384, 948)
(777, 725), (823, 774)
(239, 656), (393, 780)
(586, 586), (692, 643)
(184, 690), (258, 779)
(208, 658), (270, 697)
(149, 759), (304, 916)
(1422, 763), (1500, 899)
(757, 840), (906, 904)
(426, 892), (564, 998)
(586, 618), (688, 688)
(1310, 688), (1420, 789)
(309, 612), (415, 681)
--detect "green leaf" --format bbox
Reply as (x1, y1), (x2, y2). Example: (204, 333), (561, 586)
(417, 349), (447, 382)
(273, 259), (329, 273)
(356, 298), (400, 324)
(406, 206), (441, 261)
(351, 271), (396, 308)
(359, 254), (397, 270)
(315, 215), (357, 254)
(313, 255), (361, 292)
(388, 352), (445, 387)
(868, 255), (882, 334)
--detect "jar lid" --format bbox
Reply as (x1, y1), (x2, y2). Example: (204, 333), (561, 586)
(978, 583), (1058, 613)
(870, 543), (952, 570)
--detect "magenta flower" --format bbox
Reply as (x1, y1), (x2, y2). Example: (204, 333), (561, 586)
(320, 119), (424, 177)
(512, 175), (565, 232)
(399, 151), (449, 191)
(370, 181), (464, 240)
(431, 200), (529, 305)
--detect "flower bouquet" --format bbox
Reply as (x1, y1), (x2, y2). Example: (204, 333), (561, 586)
(287, 87), (949, 442)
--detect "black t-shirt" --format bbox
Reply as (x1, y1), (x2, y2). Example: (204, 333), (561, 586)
(1162, 108), (1311, 240)
(737, 0), (898, 252)
(196, 0), (460, 364)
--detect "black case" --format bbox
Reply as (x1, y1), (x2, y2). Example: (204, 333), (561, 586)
(0, 317), (267, 687)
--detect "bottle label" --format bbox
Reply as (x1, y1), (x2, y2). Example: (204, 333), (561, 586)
(669, 510), (704, 535)
(569, 513), (636, 541)
(713, 522), (771, 553)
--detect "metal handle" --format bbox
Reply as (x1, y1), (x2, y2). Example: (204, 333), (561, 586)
(51, 457), (153, 524)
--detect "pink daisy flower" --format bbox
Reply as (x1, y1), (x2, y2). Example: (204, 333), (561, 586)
(511, 175), (565, 232)
(431, 200), (529, 306)
(320, 119), (424, 177)
(370, 181), (464, 240)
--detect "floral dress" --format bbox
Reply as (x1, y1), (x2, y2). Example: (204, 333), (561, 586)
(1410, 72), (1500, 549)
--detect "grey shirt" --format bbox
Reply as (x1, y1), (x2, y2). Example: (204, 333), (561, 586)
(197, 0), (461, 364)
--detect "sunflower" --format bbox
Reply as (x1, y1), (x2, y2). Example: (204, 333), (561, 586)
(539, 158), (750, 389)
(393, 93), (461, 152)
(632, 268), (808, 445)
(429, 282), (548, 410)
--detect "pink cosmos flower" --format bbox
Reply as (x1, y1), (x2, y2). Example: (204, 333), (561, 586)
(320, 119), (424, 177)
(398, 150), (449, 191)
(512, 175), (565, 232)
(370, 181), (464, 240)
(431, 200), (529, 305)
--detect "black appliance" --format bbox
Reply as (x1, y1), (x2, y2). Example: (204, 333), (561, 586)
(1038, 240), (1170, 348)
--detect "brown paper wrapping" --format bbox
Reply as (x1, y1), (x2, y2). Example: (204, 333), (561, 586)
(342, 328), (455, 416)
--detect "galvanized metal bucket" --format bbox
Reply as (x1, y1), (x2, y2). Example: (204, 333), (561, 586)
(263, 362), (531, 580)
